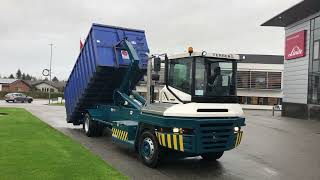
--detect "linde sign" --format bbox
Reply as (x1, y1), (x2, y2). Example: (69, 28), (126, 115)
(285, 30), (306, 60)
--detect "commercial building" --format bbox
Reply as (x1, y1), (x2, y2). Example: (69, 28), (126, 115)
(136, 54), (284, 105)
(237, 54), (283, 106)
(262, 0), (320, 120)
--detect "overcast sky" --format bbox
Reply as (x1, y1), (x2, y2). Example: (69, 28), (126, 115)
(0, 0), (301, 80)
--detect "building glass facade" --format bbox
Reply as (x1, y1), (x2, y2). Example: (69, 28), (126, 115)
(308, 16), (320, 104)
(237, 71), (282, 90)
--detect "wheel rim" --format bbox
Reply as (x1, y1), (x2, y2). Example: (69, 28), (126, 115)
(141, 137), (155, 160)
(84, 116), (89, 133)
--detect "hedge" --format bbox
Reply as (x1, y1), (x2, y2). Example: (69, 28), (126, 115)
(0, 91), (64, 99)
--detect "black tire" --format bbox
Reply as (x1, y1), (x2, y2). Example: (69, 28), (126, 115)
(83, 113), (97, 137)
(201, 151), (224, 161)
(28, 99), (32, 103)
(138, 130), (160, 168)
(5, 100), (9, 103)
(83, 113), (104, 137)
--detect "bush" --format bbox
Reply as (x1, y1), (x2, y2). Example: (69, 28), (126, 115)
(0, 91), (64, 99)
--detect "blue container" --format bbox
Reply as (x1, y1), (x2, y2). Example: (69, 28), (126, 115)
(65, 23), (149, 123)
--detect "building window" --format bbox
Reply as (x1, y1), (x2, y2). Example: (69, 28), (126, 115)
(237, 71), (250, 88)
(238, 96), (281, 105)
(251, 71), (267, 89)
(314, 41), (320, 60)
(312, 60), (319, 72)
(267, 72), (282, 89)
(308, 16), (320, 104)
(315, 17), (320, 29)
(237, 71), (281, 90)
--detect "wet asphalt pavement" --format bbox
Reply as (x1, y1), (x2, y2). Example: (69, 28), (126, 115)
(1, 100), (320, 180)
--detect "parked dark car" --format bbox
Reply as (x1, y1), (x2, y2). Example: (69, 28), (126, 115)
(4, 93), (33, 103)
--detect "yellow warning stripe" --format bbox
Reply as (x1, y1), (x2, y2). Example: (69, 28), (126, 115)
(173, 135), (178, 150)
(167, 134), (172, 148)
(156, 132), (184, 152)
(157, 132), (162, 145)
(179, 135), (184, 152)
(112, 128), (128, 141)
(235, 131), (243, 147)
(161, 133), (166, 146)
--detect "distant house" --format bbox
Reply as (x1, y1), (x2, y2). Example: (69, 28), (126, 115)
(26, 81), (66, 93)
(0, 79), (31, 92)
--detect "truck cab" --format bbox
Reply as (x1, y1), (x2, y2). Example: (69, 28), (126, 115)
(158, 51), (244, 118)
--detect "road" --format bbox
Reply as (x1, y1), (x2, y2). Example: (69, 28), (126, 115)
(0, 100), (319, 180)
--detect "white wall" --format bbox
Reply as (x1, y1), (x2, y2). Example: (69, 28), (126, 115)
(35, 83), (58, 93)
(283, 20), (311, 104)
(238, 63), (283, 72)
(237, 89), (283, 98)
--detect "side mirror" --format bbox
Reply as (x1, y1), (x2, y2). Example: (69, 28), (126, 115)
(153, 57), (161, 72)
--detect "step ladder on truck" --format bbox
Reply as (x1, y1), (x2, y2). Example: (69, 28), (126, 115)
(64, 23), (246, 168)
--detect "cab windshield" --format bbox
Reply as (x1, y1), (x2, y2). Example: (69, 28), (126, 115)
(167, 57), (237, 100)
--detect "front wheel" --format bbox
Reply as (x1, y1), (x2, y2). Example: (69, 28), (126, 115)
(138, 131), (160, 168)
(28, 99), (32, 103)
(201, 151), (224, 161)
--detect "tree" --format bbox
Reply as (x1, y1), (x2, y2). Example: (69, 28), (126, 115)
(52, 76), (59, 82)
(25, 74), (32, 80)
(22, 73), (26, 80)
(16, 69), (22, 79)
(9, 74), (14, 79)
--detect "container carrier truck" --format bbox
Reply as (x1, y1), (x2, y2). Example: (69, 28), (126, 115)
(64, 23), (245, 167)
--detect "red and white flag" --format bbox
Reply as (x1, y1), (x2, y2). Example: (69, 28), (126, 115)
(80, 39), (84, 50)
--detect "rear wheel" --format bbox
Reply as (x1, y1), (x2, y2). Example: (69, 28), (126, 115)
(83, 113), (103, 137)
(201, 151), (224, 161)
(138, 130), (160, 168)
(28, 99), (32, 103)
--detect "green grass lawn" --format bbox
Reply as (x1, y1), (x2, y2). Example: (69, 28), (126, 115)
(0, 108), (127, 180)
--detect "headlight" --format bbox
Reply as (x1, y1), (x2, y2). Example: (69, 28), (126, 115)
(234, 127), (240, 132)
(173, 128), (180, 133)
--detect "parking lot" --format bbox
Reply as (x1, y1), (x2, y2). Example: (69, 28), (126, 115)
(0, 100), (319, 180)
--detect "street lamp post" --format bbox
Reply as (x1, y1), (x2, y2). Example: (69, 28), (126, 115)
(49, 43), (53, 104)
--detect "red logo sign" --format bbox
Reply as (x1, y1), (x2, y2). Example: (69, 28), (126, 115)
(285, 30), (306, 60)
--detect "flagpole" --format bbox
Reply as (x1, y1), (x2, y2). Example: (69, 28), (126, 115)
(49, 43), (53, 105)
